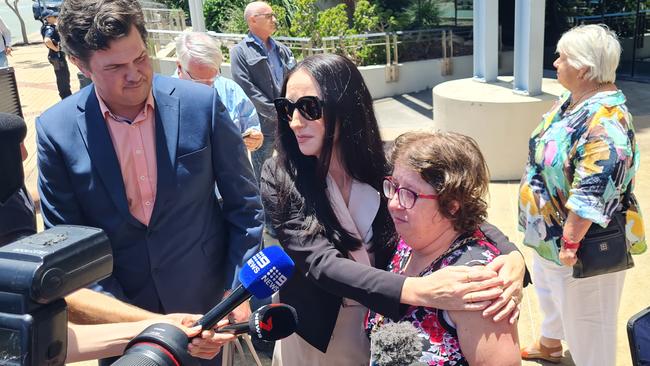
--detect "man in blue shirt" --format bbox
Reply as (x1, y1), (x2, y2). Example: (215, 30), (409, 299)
(175, 31), (263, 152)
(230, 1), (294, 238)
(230, 1), (294, 180)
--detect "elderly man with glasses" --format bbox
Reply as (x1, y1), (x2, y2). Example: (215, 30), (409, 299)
(230, 1), (295, 181)
(230, 1), (295, 238)
(175, 31), (263, 152)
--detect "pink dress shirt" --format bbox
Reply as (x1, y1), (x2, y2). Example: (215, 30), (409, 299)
(97, 89), (157, 226)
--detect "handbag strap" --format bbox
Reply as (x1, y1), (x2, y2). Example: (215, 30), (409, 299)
(621, 179), (633, 211)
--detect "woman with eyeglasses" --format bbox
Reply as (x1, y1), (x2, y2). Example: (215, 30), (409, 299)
(366, 131), (521, 365)
(260, 53), (527, 365)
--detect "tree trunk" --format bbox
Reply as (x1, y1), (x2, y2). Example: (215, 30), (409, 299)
(5, 0), (30, 45)
(343, 0), (355, 25)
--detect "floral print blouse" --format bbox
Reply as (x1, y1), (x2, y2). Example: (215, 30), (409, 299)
(365, 230), (500, 366)
(518, 90), (646, 264)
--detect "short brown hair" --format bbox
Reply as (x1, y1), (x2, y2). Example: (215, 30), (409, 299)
(58, 0), (147, 64)
(390, 131), (490, 233)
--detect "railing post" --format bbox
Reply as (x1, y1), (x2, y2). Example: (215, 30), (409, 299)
(442, 30), (447, 59)
(441, 30), (452, 76)
(450, 29), (454, 58)
(180, 10), (187, 30)
(393, 33), (398, 65)
(384, 32), (399, 83)
(385, 33), (391, 67)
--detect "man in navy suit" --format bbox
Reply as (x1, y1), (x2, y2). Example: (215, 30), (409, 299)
(36, 0), (263, 361)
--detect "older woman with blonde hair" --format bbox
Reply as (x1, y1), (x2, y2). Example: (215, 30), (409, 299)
(519, 24), (645, 365)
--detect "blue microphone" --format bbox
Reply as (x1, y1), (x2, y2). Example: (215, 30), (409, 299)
(194, 246), (294, 330)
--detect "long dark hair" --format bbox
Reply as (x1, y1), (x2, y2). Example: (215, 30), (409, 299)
(274, 54), (391, 253)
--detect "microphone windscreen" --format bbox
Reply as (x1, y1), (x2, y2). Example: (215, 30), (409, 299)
(0, 113), (27, 204)
(0, 113), (27, 145)
(239, 246), (294, 299)
(249, 303), (298, 341)
(370, 321), (423, 366)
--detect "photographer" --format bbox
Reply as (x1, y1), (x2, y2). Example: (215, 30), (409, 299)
(0, 112), (233, 362)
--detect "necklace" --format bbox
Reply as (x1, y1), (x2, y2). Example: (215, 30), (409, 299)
(566, 83), (610, 112)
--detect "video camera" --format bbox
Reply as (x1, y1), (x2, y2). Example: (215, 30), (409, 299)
(0, 225), (297, 365)
(0, 225), (113, 365)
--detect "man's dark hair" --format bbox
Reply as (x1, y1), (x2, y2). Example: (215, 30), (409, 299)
(58, 0), (147, 64)
(274, 54), (393, 254)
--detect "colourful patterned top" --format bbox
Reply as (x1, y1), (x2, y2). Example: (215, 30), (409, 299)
(365, 230), (500, 366)
(518, 90), (646, 264)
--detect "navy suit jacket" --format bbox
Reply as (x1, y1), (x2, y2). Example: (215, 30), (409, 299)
(36, 75), (264, 314)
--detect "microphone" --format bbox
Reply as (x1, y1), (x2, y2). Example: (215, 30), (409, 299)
(370, 321), (425, 366)
(217, 303), (298, 341)
(0, 113), (27, 204)
(194, 246), (294, 330)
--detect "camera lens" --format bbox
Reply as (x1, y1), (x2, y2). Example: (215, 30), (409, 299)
(111, 323), (198, 366)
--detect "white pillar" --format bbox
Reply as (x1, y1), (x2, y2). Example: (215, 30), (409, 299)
(188, 0), (206, 32)
(513, 0), (546, 95)
(473, 0), (499, 82)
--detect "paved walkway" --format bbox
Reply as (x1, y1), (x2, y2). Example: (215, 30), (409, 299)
(6, 38), (650, 365)
(7, 35), (82, 212)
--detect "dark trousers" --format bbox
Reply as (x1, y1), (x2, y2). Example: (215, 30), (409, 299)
(49, 55), (71, 99)
(251, 132), (276, 235)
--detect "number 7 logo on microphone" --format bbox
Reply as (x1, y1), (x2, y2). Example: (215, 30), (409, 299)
(259, 316), (273, 331)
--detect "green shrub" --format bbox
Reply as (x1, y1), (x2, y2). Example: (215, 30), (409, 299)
(204, 0), (442, 66)
(203, 0), (246, 32)
(404, 0), (441, 30)
(158, 0), (189, 13)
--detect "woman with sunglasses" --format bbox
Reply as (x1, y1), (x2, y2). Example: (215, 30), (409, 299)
(366, 131), (521, 365)
(260, 54), (526, 365)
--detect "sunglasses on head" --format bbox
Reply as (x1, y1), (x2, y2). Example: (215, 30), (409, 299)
(274, 96), (324, 121)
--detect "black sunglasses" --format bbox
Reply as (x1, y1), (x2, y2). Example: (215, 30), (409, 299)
(274, 96), (324, 121)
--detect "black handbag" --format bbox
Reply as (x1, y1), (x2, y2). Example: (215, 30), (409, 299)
(572, 188), (635, 278)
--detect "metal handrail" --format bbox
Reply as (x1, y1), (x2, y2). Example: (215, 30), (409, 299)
(147, 26), (475, 65)
(574, 9), (650, 22)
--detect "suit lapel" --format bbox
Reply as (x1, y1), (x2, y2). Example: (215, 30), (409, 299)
(75, 87), (143, 228)
(150, 77), (180, 223)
